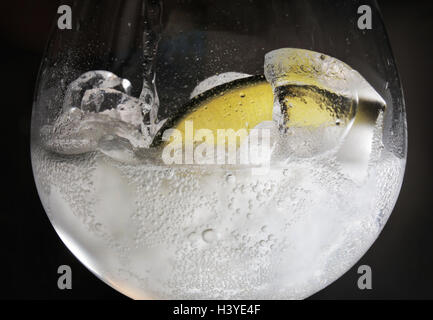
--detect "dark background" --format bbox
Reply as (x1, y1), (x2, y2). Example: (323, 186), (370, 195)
(1, 0), (432, 300)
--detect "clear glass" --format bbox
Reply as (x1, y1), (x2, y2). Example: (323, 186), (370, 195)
(31, 0), (407, 299)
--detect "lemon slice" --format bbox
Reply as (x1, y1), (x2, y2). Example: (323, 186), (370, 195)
(175, 76), (273, 137)
(158, 74), (352, 147)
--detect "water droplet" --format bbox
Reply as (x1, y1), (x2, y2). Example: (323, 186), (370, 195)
(226, 173), (236, 184)
(187, 232), (197, 241)
(202, 229), (217, 243)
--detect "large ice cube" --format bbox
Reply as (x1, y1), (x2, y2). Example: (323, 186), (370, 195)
(97, 135), (141, 164)
(336, 80), (386, 183)
(264, 48), (386, 181)
(81, 88), (149, 127)
(42, 69), (171, 158)
(62, 70), (132, 112)
(42, 107), (148, 155)
(264, 48), (358, 158)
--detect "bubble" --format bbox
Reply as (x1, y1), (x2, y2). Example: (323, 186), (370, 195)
(226, 173), (236, 184)
(187, 232), (197, 242)
(202, 229), (217, 243)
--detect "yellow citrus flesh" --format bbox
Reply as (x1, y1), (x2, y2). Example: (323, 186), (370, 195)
(169, 77), (350, 147)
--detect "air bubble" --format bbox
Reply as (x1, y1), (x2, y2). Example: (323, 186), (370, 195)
(202, 229), (217, 243)
(226, 173), (236, 184)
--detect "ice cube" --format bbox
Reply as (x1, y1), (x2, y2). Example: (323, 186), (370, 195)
(336, 80), (386, 183)
(42, 106), (148, 155)
(41, 108), (97, 155)
(62, 70), (132, 112)
(97, 135), (140, 164)
(43, 70), (167, 158)
(264, 48), (386, 182)
(264, 48), (358, 158)
(81, 88), (149, 127)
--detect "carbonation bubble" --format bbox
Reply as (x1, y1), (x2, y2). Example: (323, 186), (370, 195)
(202, 229), (217, 243)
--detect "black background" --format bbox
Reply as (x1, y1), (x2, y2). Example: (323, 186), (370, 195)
(0, 0), (432, 300)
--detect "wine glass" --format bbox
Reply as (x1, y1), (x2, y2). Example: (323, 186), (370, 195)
(31, 0), (406, 299)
